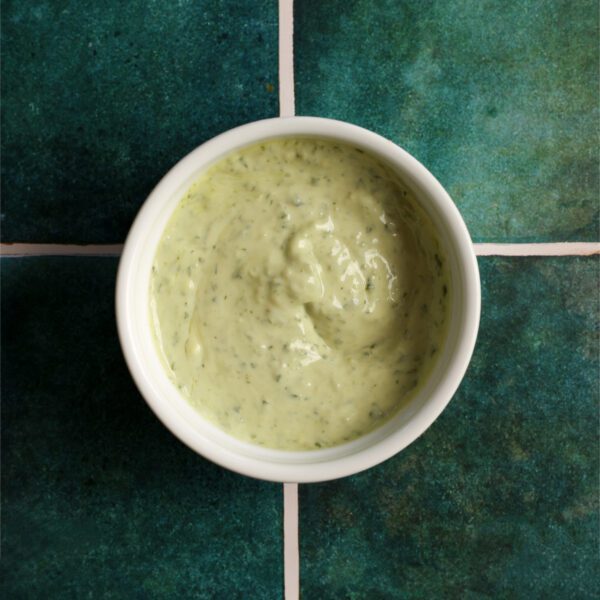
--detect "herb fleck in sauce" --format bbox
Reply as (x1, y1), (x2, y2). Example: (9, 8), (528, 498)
(150, 137), (450, 450)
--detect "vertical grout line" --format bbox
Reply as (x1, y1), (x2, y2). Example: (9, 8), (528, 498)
(279, 3), (299, 598)
(278, 0), (295, 117)
(284, 483), (300, 600)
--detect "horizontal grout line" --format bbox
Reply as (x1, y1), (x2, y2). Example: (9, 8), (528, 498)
(1, 242), (598, 258)
(0, 243), (124, 256)
(474, 242), (600, 256)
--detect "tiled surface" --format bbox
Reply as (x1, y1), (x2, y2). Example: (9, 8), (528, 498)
(300, 256), (599, 598)
(2, 2), (599, 598)
(0, 258), (283, 598)
(1, 0), (278, 243)
(295, 0), (600, 243)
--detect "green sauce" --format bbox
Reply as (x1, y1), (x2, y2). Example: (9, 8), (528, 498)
(150, 137), (450, 450)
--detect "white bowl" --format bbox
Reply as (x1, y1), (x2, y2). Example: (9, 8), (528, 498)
(116, 117), (480, 483)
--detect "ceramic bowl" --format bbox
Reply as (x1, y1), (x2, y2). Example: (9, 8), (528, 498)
(116, 117), (480, 482)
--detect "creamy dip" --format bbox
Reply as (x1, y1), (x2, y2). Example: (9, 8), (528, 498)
(150, 137), (450, 450)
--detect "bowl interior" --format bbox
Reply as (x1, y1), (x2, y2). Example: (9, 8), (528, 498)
(117, 117), (480, 482)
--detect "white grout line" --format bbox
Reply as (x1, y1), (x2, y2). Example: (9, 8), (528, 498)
(278, 0), (295, 118)
(474, 242), (600, 256)
(283, 483), (300, 600)
(1, 242), (599, 258)
(0, 243), (124, 256)
(279, 3), (299, 597)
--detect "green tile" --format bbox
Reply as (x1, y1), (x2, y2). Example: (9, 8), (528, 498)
(299, 256), (599, 599)
(1, 0), (278, 243)
(295, 1), (599, 242)
(0, 257), (282, 598)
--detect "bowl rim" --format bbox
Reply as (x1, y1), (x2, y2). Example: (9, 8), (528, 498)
(116, 116), (481, 483)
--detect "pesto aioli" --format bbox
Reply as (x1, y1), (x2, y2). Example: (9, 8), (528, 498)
(150, 137), (450, 450)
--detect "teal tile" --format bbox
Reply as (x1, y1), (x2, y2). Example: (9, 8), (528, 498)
(1, 1), (278, 243)
(299, 257), (599, 599)
(1, 257), (282, 598)
(295, 1), (599, 242)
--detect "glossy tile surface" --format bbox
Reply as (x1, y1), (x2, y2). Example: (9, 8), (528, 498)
(1, 257), (282, 598)
(1, 0), (278, 243)
(300, 256), (599, 598)
(295, 0), (599, 242)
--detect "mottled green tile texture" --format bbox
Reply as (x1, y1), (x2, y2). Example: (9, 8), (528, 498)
(1, 258), (282, 599)
(295, 0), (599, 242)
(1, 0), (278, 243)
(300, 257), (599, 599)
